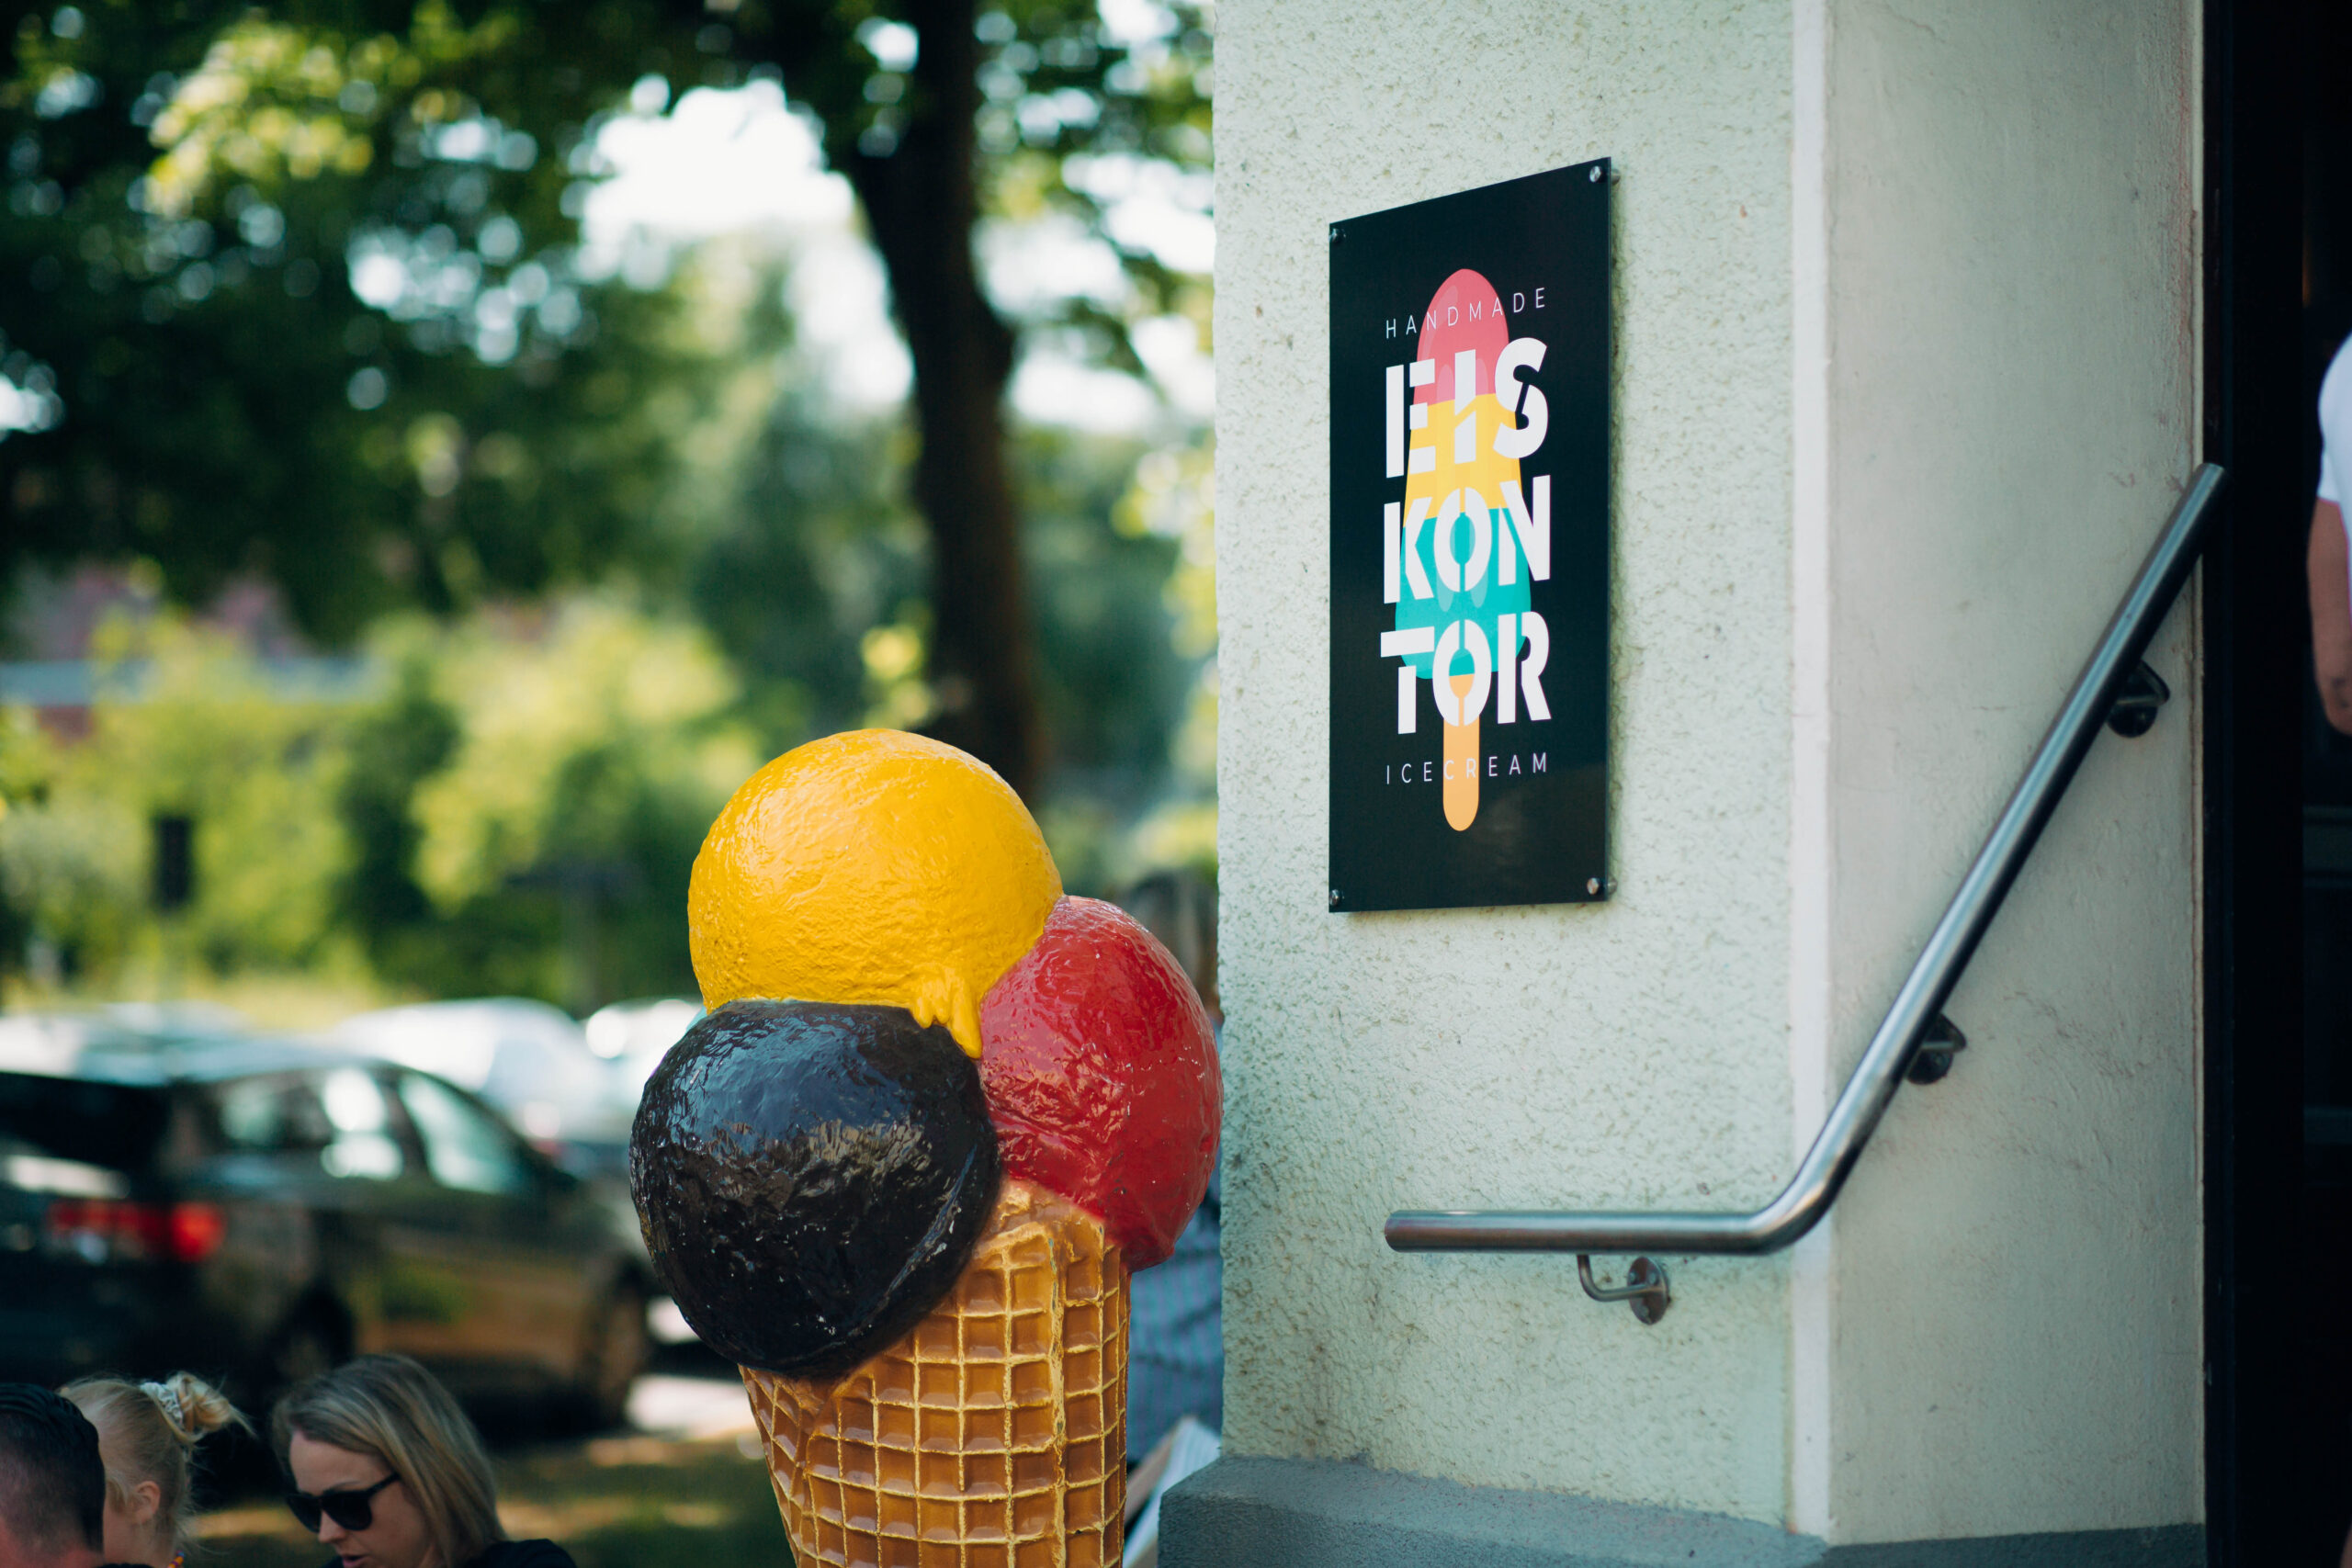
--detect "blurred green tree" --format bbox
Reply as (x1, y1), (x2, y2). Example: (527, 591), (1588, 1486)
(352, 598), (758, 1006)
(1, 0), (1211, 798)
(712, 0), (1212, 796)
(0, 2), (731, 637)
(0, 598), (758, 1007)
(0, 213), (1209, 1005)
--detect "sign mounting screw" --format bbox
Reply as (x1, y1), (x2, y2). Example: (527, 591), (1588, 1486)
(1587, 877), (1601, 895)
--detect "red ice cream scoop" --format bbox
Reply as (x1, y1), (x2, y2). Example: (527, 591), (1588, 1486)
(978, 896), (1221, 1269)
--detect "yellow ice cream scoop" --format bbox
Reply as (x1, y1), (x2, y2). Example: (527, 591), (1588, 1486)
(686, 728), (1061, 1056)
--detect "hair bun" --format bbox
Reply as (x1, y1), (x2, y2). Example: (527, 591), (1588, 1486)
(142, 1373), (247, 1445)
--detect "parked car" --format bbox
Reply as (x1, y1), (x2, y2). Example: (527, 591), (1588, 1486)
(332, 998), (628, 1178)
(0, 1003), (254, 1069)
(0, 1033), (652, 1427)
(582, 998), (706, 1349)
(583, 997), (702, 1100)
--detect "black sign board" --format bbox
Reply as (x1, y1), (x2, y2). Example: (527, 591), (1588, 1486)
(1328, 161), (1611, 913)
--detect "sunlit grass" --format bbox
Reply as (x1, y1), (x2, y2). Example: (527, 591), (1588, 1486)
(198, 1433), (790, 1568)
(3, 969), (413, 1032)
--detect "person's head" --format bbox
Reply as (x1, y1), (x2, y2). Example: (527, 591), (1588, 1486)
(271, 1357), (502, 1568)
(1118, 867), (1219, 1020)
(61, 1373), (249, 1567)
(0, 1383), (103, 1568)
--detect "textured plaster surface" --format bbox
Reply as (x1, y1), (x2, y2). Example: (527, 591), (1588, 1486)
(1216, 2), (1798, 1521)
(1814, 0), (2200, 1542)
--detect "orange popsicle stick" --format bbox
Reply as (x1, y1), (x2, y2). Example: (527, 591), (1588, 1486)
(1443, 673), (1478, 831)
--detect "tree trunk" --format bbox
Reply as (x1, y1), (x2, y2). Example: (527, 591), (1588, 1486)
(840, 0), (1043, 801)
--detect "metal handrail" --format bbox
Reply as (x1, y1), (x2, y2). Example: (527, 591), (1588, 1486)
(1385, 462), (2227, 1270)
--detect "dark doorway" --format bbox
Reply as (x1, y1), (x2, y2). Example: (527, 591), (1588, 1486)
(2206, 0), (2343, 1562)
(2297, 2), (2352, 1556)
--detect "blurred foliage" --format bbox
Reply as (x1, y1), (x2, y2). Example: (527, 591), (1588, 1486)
(0, 707), (136, 982)
(1026, 428), (1188, 785)
(0, 624), (359, 984)
(355, 599), (759, 1005)
(0, 601), (751, 1007)
(0, 412), (1212, 1007)
(0, 0), (1217, 1008)
(686, 378), (931, 748)
(0, 0), (738, 637)
(1121, 434), (1215, 875)
(0, 0), (1208, 735)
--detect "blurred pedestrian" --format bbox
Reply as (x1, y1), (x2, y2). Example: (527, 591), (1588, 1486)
(1116, 868), (1225, 1461)
(0, 1383), (106, 1568)
(2313, 333), (2352, 734)
(273, 1356), (574, 1568)
(60, 1374), (248, 1568)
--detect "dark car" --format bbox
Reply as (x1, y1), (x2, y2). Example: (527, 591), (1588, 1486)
(0, 1033), (653, 1427)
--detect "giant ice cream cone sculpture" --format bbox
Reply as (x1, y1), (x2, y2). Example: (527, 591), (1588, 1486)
(630, 730), (1220, 1568)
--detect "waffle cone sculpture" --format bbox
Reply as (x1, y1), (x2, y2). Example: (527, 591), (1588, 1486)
(744, 1181), (1129, 1568)
(631, 732), (1219, 1568)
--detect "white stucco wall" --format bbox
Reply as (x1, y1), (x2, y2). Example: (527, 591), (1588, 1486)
(1216, 2), (1800, 1523)
(1216, 0), (2201, 1542)
(1805, 0), (2202, 1543)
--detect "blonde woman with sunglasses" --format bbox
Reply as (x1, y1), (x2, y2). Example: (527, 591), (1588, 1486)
(58, 1372), (248, 1568)
(271, 1356), (573, 1568)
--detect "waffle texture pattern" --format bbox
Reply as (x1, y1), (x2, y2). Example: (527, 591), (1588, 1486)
(742, 1179), (1129, 1567)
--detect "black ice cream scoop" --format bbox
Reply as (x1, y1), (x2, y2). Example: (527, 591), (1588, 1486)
(629, 998), (1001, 1376)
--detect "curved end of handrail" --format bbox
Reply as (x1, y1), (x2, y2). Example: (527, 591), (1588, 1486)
(1378, 466), (2228, 1267)
(1383, 1131), (1845, 1257)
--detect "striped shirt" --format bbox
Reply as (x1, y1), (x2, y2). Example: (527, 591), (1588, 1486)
(1127, 1152), (1222, 1461)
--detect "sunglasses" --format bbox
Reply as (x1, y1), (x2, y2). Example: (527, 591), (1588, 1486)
(284, 1472), (401, 1532)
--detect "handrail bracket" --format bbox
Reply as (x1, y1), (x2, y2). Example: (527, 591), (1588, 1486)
(1577, 1255), (1670, 1325)
(1904, 1012), (1968, 1086)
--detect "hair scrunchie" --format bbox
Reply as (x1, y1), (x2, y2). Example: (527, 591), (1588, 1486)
(140, 1380), (187, 1440)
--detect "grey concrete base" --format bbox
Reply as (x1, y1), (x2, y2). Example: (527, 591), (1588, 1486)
(1158, 1457), (1818, 1568)
(1159, 1457), (2201, 1568)
(1817, 1532), (2200, 1567)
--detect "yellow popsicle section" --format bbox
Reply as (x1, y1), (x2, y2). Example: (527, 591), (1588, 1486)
(1407, 390), (1521, 835)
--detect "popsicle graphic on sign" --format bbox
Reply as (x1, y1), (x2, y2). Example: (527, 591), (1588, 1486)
(1382, 268), (1551, 831)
